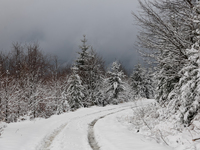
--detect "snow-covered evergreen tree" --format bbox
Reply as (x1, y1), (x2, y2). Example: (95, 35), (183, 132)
(75, 35), (92, 85)
(74, 35), (105, 106)
(178, 47), (200, 124)
(168, 2), (200, 125)
(130, 64), (154, 99)
(86, 48), (105, 106)
(74, 35), (93, 105)
(106, 61), (126, 104)
(66, 67), (85, 110)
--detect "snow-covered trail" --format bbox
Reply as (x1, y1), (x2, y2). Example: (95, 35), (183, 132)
(43, 104), (134, 150)
(0, 100), (172, 150)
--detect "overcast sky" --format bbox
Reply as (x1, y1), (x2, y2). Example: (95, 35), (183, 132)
(0, 0), (142, 71)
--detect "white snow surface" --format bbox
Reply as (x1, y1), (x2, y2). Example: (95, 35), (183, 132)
(0, 99), (171, 150)
(95, 108), (171, 150)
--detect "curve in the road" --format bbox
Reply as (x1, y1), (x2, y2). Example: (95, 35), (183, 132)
(37, 104), (134, 150)
(88, 106), (136, 150)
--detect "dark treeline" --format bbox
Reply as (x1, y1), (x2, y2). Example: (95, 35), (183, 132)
(0, 42), (71, 81)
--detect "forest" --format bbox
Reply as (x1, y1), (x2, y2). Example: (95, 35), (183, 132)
(0, 36), (154, 123)
(1, 1), (200, 147)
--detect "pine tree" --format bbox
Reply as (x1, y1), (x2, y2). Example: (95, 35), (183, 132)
(75, 35), (91, 82)
(106, 61), (126, 104)
(74, 35), (105, 106)
(86, 48), (105, 106)
(75, 35), (92, 104)
(130, 64), (154, 99)
(67, 67), (85, 110)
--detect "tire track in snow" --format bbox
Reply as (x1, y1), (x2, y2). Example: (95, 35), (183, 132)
(37, 123), (68, 150)
(37, 104), (134, 150)
(88, 106), (137, 150)
(88, 119), (101, 150)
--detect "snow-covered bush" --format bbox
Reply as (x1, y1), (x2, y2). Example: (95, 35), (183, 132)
(0, 122), (7, 137)
(118, 103), (171, 145)
(17, 111), (33, 122)
(131, 103), (160, 132)
(118, 102), (200, 149)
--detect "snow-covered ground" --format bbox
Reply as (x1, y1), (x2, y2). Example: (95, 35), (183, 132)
(117, 101), (200, 150)
(94, 106), (171, 150)
(0, 99), (173, 150)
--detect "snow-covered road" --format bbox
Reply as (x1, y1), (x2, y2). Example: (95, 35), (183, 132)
(0, 100), (171, 150)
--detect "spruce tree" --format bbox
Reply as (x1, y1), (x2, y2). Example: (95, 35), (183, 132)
(75, 35), (91, 84)
(67, 67), (85, 110)
(86, 48), (105, 106)
(75, 35), (92, 106)
(75, 35), (105, 106)
(130, 64), (154, 99)
(106, 61), (126, 104)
